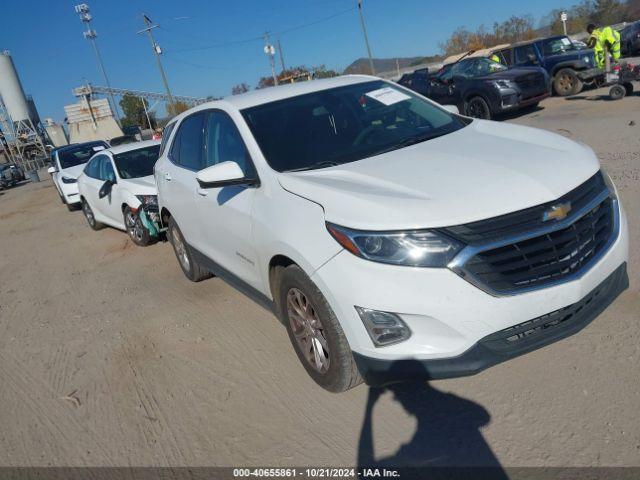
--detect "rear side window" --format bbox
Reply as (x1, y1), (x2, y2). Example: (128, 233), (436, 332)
(83, 156), (101, 179)
(515, 44), (537, 64)
(159, 122), (176, 156)
(498, 49), (513, 66)
(170, 113), (205, 170)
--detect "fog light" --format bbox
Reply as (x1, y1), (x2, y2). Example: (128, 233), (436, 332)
(355, 307), (411, 347)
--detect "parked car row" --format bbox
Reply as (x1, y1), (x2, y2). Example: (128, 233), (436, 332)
(55, 76), (629, 392)
(398, 34), (615, 119)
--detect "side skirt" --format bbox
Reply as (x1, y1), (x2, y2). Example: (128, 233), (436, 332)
(189, 245), (277, 315)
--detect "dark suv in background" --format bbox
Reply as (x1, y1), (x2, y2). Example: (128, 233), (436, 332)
(491, 35), (601, 96)
(620, 22), (640, 56)
(425, 57), (549, 119)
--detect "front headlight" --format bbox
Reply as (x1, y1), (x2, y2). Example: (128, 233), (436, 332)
(326, 223), (464, 267)
(136, 195), (158, 206)
(61, 176), (77, 184)
(492, 80), (511, 89)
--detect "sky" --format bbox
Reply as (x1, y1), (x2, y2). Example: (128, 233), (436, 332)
(0, 0), (569, 122)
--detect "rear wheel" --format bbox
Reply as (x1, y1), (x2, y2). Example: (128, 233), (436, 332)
(554, 68), (582, 96)
(123, 206), (152, 246)
(464, 96), (492, 119)
(277, 264), (362, 392)
(168, 217), (212, 282)
(81, 199), (104, 230)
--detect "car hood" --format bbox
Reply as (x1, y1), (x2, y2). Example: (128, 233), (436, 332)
(122, 175), (157, 195)
(277, 120), (600, 230)
(60, 164), (86, 179)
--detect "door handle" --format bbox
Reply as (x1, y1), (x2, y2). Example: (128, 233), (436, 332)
(196, 188), (208, 197)
(164, 173), (172, 181)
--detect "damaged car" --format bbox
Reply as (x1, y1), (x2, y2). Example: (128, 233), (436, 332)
(77, 140), (161, 246)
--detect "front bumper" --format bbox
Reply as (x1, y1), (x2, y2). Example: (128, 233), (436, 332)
(312, 203), (629, 382)
(496, 89), (549, 112)
(354, 262), (628, 386)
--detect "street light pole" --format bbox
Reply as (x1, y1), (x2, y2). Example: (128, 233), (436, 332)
(138, 14), (175, 114)
(357, 0), (375, 75)
(74, 4), (121, 124)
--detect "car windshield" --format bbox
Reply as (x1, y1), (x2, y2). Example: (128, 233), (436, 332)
(241, 80), (468, 172)
(542, 37), (578, 55)
(113, 145), (160, 179)
(58, 143), (107, 169)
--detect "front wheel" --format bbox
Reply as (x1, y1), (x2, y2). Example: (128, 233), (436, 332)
(277, 264), (362, 392)
(123, 206), (152, 246)
(464, 96), (492, 119)
(554, 68), (583, 96)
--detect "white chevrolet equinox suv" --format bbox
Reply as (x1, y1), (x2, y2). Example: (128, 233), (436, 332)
(155, 76), (629, 392)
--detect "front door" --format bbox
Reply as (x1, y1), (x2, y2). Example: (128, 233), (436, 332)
(194, 110), (261, 290)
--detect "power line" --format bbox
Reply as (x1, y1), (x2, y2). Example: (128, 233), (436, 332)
(168, 6), (356, 54)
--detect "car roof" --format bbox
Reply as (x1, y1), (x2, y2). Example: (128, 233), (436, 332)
(56, 140), (107, 153)
(176, 75), (379, 116)
(105, 139), (160, 156)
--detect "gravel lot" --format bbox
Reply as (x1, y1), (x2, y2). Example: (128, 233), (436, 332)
(0, 87), (638, 469)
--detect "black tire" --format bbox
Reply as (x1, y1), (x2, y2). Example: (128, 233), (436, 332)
(81, 199), (104, 230)
(624, 82), (634, 96)
(554, 68), (583, 96)
(167, 217), (212, 282)
(67, 202), (81, 211)
(464, 96), (492, 120)
(123, 206), (152, 247)
(609, 84), (626, 100)
(277, 264), (362, 392)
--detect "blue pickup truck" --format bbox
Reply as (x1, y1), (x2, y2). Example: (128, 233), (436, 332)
(490, 35), (603, 96)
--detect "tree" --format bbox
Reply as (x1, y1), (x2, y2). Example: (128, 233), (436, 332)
(167, 101), (190, 117)
(231, 83), (250, 95)
(312, 65), (340, 79)
(119, 94), (154, 129)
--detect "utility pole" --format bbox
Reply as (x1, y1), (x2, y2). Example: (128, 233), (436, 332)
(137, 14), (175, 114)
(277, 37), (287, 73)
(74, 4), (121, 124)
(357, 0), (375, 75)
(263, 32), (278, 86)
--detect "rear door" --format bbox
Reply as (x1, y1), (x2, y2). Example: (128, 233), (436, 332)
(160, 112), (207, 244)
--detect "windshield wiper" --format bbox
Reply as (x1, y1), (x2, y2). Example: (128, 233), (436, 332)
(286, 161), (341, 172)
(374, 132), (445, 156)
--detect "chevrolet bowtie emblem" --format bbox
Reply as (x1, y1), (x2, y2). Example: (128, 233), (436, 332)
(543, 202), (572, 222)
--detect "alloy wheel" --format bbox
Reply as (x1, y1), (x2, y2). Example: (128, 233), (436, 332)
(467, 98), (489, 119)
(171, 227), (190, 271)
(83, 201), (95, 226)
(125, 210), (144, 242)
(287, 287), (330, 374)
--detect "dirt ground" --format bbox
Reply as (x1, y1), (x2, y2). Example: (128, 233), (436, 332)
(0, 87), (639, 469)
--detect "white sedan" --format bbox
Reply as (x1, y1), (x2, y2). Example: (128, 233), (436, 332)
(48, 141), (110, 210)
(77, 140), (161, 246)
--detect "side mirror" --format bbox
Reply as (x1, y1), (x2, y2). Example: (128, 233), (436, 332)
(196, 161), (258, 189)
(98, 179), (114, 199)
(442, 104), (460, 115)
(47, 166), (57, 174)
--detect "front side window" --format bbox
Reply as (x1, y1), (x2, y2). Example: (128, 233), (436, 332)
(114, 145), (161, 179)
(58, 142), (109, 169)
(204, 111), (254, 176)
(241, 80), (468, 172)
(170, 113), (205, 170)
(97, 155), (116, 182)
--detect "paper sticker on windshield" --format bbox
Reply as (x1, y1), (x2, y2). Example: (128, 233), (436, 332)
(365, 87), (410, 106)
(561, 37), (572, 45)
(92, 146), (105, 151)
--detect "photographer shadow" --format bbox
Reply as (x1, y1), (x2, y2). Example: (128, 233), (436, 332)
(357, 361), (507, 479)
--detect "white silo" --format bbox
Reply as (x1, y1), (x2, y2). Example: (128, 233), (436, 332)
(0, 50), (31, 123)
